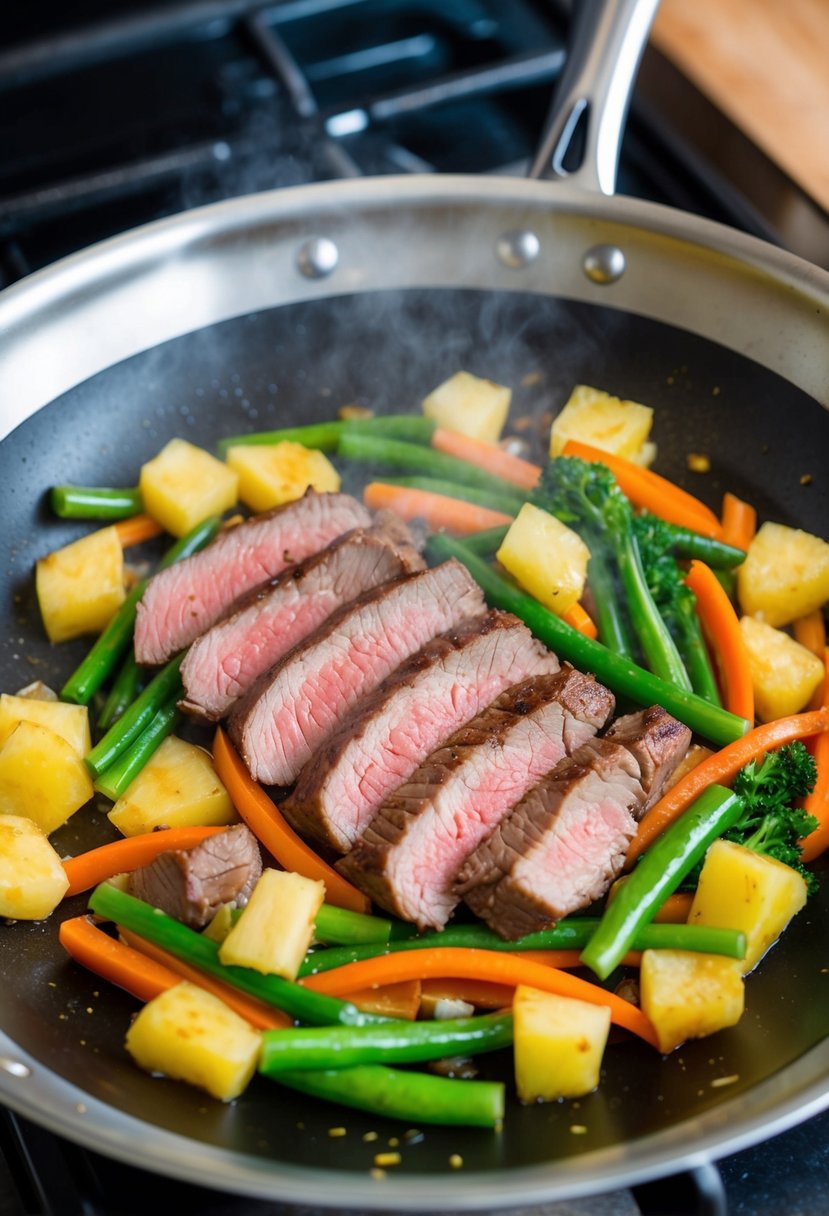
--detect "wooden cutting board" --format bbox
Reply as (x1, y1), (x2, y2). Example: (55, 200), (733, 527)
(652, 0), (829, 213)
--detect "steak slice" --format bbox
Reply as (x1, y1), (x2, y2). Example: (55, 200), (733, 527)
(457, 706), (692, 939)
(128, 824), (262, 929)
(228, 559), (485, 787)
(135, 491), (371, 665)
(282, 611), (560, 852)
(178, 522), (424, 721)
(336, 669), (615, 931)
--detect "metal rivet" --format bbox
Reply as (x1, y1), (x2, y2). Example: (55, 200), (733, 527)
(296, 237), (339, 280)
(583, 244), (626, 284)
(0, 1057), (31, 1078)
(496, 230), (540, 269)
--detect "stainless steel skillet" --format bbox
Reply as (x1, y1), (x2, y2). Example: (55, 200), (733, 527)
(0, 0), (827, 1207)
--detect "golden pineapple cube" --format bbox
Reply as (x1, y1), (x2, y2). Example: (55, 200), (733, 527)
(0, 721), (93, 834)
(203, 903), (236, 944)
(689, 839), (808, 973)
(550, 385), (654, 461)
(640, 949), (744, 1053)
(36, 525), (125, 643)
(422, 371), (512, 444)
(0, 693), (90, 757)
(125, 981), (261, 1101)
(108, 735), (236, 835)
(496, 503), (590, 615)
(140, 438), (238, 537)
(0, 814), (69, 919)
(219, 868), (325, 980)
(739, 616), (823, 722)
(13, 681), (58, 701)
(738, 521), (829, 627)
(513, 985), (611, 1101)
(225, 442), (340, 513)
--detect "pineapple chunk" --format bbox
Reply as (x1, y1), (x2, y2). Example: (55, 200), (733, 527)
(496, 503), (590, 615)
(226, 442), (340, 513)
(0, 693), (90, 757)
(422, 371), (512, 444)
(219, 869), (325, 980)
(640, 950), (744, 1053)
(689, 839), (808, 973)
(203, 903), (236, 944)
(738, 521), (829, 627)
(550, 385), (654, 462)
(0, 814), (69, 919)
(739, 616), (823, 722)
(36, 525), (125, 643)
(14, 681), (58, 701)
(140, 438), (238, 538)
(108, 735), (236, 836)
(513, 985), (610, 1101)
(0, 721), (93, 834)
(125, 981), (260, 1102)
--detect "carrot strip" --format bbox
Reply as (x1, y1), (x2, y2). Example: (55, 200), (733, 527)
(651, 892), (693, 924)
(561, 601), (598, 640)
(685, 559), (754, 721)
(212, 728), (370, 914)
(119, 927), (291, 1029)
(561, 440), (723, 538)
(363, 482), (512, 535)
(627, 709), (829, 865)
(799, 650), (829, 863)
(114, 514), (165, 548)
(430, 428), (541, 491)
(420, 979), (516, 1010)
(720, 492), (756, 552)
(298, 946), (658, 1047)
(343, 980), (422, 1021)
(63, 827), (225, 896)
(794, 611), (827, 661)
(59, 915), (181, 1005)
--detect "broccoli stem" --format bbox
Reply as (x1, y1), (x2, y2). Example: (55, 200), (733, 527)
(584, 547), (636, 660)
(680, 614), (723, 707)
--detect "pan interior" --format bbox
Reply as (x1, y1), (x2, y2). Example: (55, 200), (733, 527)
(0, 288), (826, 1186)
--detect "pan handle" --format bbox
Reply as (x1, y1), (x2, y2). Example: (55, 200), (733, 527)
(529, 0), (660, 194)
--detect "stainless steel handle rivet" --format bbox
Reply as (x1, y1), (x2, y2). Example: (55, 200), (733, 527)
(296, 237), (339, 279)
(496, 230), (540, 269)
(583, 243), (626, 284)
(0, 1057), (31, 1078)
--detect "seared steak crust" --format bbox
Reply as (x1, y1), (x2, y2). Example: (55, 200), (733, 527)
(135, 491), (371, 665)
(336, 668), (614, 930)
(457, 706), (692, 938)
(179, 522), (424, 721)
(282, 610), (560, 852)
(128, 824), (262, 929)
(228, 559), (485, 787)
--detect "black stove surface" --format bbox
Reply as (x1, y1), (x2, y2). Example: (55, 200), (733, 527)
(0, 3), (827, 1213)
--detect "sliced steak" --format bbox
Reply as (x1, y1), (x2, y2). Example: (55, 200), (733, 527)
(282, 611), (560, 852)
(135, 491), (371, 665)
(336, 669), (614, 930)
(457, 706), (692, 939)
(127, 824), (262, 929)
(228, 559), (485, 787)
(179, 522), (424, 721)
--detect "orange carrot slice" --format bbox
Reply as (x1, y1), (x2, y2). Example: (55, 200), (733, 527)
(430, 428), (541, 491)
(114, 514), (165, 548)
(59, 915), (181, 1005)
(363, 483), (512, 534)
(420, 979), (516, 1010)
(63, 827), (225, 896)
(344, 980), (422, 1020)
(685, 559), (754, 721)
(799, 650), (829, 863)
(561, 601), (598, 639)
(721, 492), (756, 552)
(794, 611), (827, 661)
(212, 728), (370, 914)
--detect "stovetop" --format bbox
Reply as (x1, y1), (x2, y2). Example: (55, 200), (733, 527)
(0, 3), (827, 1213)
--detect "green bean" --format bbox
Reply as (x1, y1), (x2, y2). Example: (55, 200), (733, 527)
(666, 526), (746, 569)
(88, 885), (386, 1027)
(61, 515), (221, 705)
(680, 615), (723, 707)
(298, 920), (745, 976)
(97, 651), (146, 731)
(50, 485), (143, 520)
(218, 415), (435, 454)
(376, 475), (524, 518)
(93, 695), (180, 800)
(85, 654), (184, 778)
(313, 903), (416, 946)
(580, 784), (744, 979)
(260, 1011), (513, 1072)
(425, 534), (749, 747)
(336, 432), (523, 500)
(617, 532), (692, 690)
(460, 525), (510, 556)
(265, 1064), (504, 1128)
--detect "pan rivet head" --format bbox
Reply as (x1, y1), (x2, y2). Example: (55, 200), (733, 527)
(0, 1057), (30, 1078)
(496, 230), (540, 269)
(296, 237), (339, 279)
(583, 244), (626, 284)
